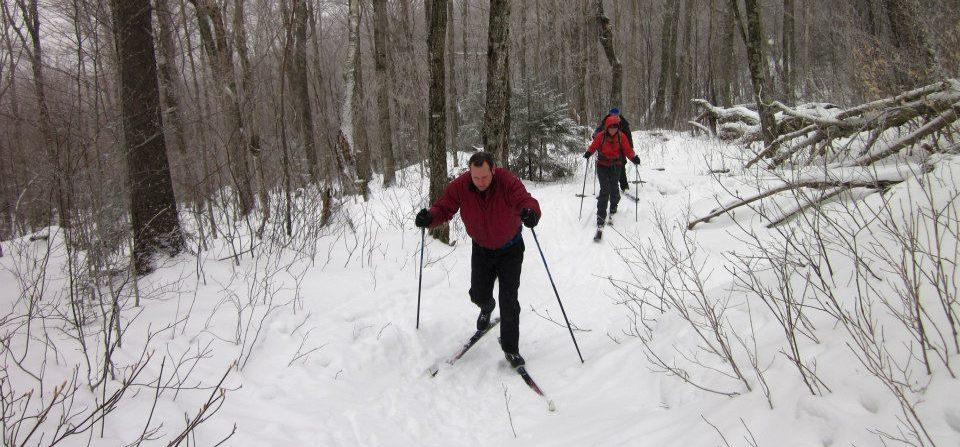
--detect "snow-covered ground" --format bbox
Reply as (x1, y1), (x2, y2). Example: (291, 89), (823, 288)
(2, 131), (959, 446)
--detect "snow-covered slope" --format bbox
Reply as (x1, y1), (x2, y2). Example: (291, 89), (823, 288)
(2, 132), (959, 446)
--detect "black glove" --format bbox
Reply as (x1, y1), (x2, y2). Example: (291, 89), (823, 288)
(415, 209), (432, 228)
(520, 208), (540, 228)
(583, 151), (592, 159)
(631, 155), (641, 165)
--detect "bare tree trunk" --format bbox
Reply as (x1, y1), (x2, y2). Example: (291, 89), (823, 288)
(884, 0), (943, 88)
(373, 0), (396, 187)
(427, 0), (449, 243)
(628, 0), (639, 116)
(337, 5), (358, 195)
(573, 0), (587, 124)
(653, 0), (679, 127)
(461, 0), (470, 93)
(232, 0), (270, 229)
(291, 0), (321, 183)
(718, 0), (735, 106)
(732, 0), (777, 146)
(446, 0), (460, 165)
(856, 0), (879, 37)
(584, 0), (599, 120)
(306, 0), (341, 179)
(155, 0), (197, 206)
(9, 0), (70, 229)
(350, 0), (371, 199)
(110, 0), (183, 274)
(594, 0), (622, 108)
(782, 0), (795, 102)
(278, 0), (295, 234)
(189, 0), (255, 215)
(520, 1), (531, 177)
(670, 0), (695, 127)
(483, 0), (512, 169)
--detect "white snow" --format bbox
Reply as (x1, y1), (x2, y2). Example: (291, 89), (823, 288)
(2, 131), (959, 446)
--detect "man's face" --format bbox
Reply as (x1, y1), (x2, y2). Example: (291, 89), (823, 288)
(607, 125), (619, 135)
(470, 163), (494, 192)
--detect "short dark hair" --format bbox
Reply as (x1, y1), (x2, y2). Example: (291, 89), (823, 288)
(468, 152), (495, 169)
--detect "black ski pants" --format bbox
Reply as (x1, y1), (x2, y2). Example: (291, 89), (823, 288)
(596, 164), (623, 220)
(469, 239), (524, 354)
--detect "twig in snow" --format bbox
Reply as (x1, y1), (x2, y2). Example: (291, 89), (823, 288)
(701, 415), (732, 447)
(529, 305), (591, 332)
(501, 382), (517, 438)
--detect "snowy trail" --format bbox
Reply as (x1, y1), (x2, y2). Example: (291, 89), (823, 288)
(5, 131), (957, 446)
(193, 132), (738, 445)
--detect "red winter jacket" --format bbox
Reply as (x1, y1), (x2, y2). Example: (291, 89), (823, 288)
(587, 116), (636, 167)
(427, 168), (541, 250)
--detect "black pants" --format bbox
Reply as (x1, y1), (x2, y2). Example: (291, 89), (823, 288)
(469, 240), (524, 354)
(596, 164), (623, 220)
(619, 167), (629, 191)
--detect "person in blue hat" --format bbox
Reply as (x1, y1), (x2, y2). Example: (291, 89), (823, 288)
(593, 108), (634, 191)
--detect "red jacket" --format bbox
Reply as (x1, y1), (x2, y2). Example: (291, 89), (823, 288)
(587, 116), (636, 167)
(428, 168), (541, 250)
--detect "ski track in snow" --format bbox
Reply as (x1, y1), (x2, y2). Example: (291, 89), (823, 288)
(3, 131), (960, 446)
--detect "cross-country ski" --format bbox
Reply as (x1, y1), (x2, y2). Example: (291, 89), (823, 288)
(427, 317), (501, 376)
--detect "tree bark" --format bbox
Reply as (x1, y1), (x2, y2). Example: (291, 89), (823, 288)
(733, 0), (777, 146)
(718, 0), (735, 106)
(111, 0), (183, 274)
(782, 0), (795, 102)
(483, 0), (512, 169)
(350, 0), (371, 199)
(446, 0), (460, 165)
(373, 0), (396, 187)
(10, 0), (70, 229)
(291, 0), (320, 183)
(594, 0), (622, 109)
(670, 0), (696, 126)
(653, 0), (679, 126)
(884, 0), (943, 88)
(573, 0), (587, 124)
(232, 0), (269, 228)
(584, 0), (599, 120)
(520, 1), (531, 178)
(428, 0), (449, 243)
(155, 0), (193, 202)
(189, 0), (255, 214)
(461, 0), (471, 93)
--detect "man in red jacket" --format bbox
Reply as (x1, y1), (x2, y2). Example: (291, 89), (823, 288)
(584, 115), (640, 227)
(415, 152), (541, 368)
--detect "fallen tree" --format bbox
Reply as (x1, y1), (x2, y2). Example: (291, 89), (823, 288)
(688, 79), (959, 230)
(687, 163), (933, 229)
(691, 99), (841, 142)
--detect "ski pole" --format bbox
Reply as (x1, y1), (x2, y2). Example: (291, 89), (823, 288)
(577, 160), (589, 219)
(417, 227), (425, 329)
(529, 228), (585, 364)
(634, 164), (639, 222)
(592, 163), (597, 196)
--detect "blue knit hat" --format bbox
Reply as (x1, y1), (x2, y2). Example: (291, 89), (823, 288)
(609, 108), (620, 116)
